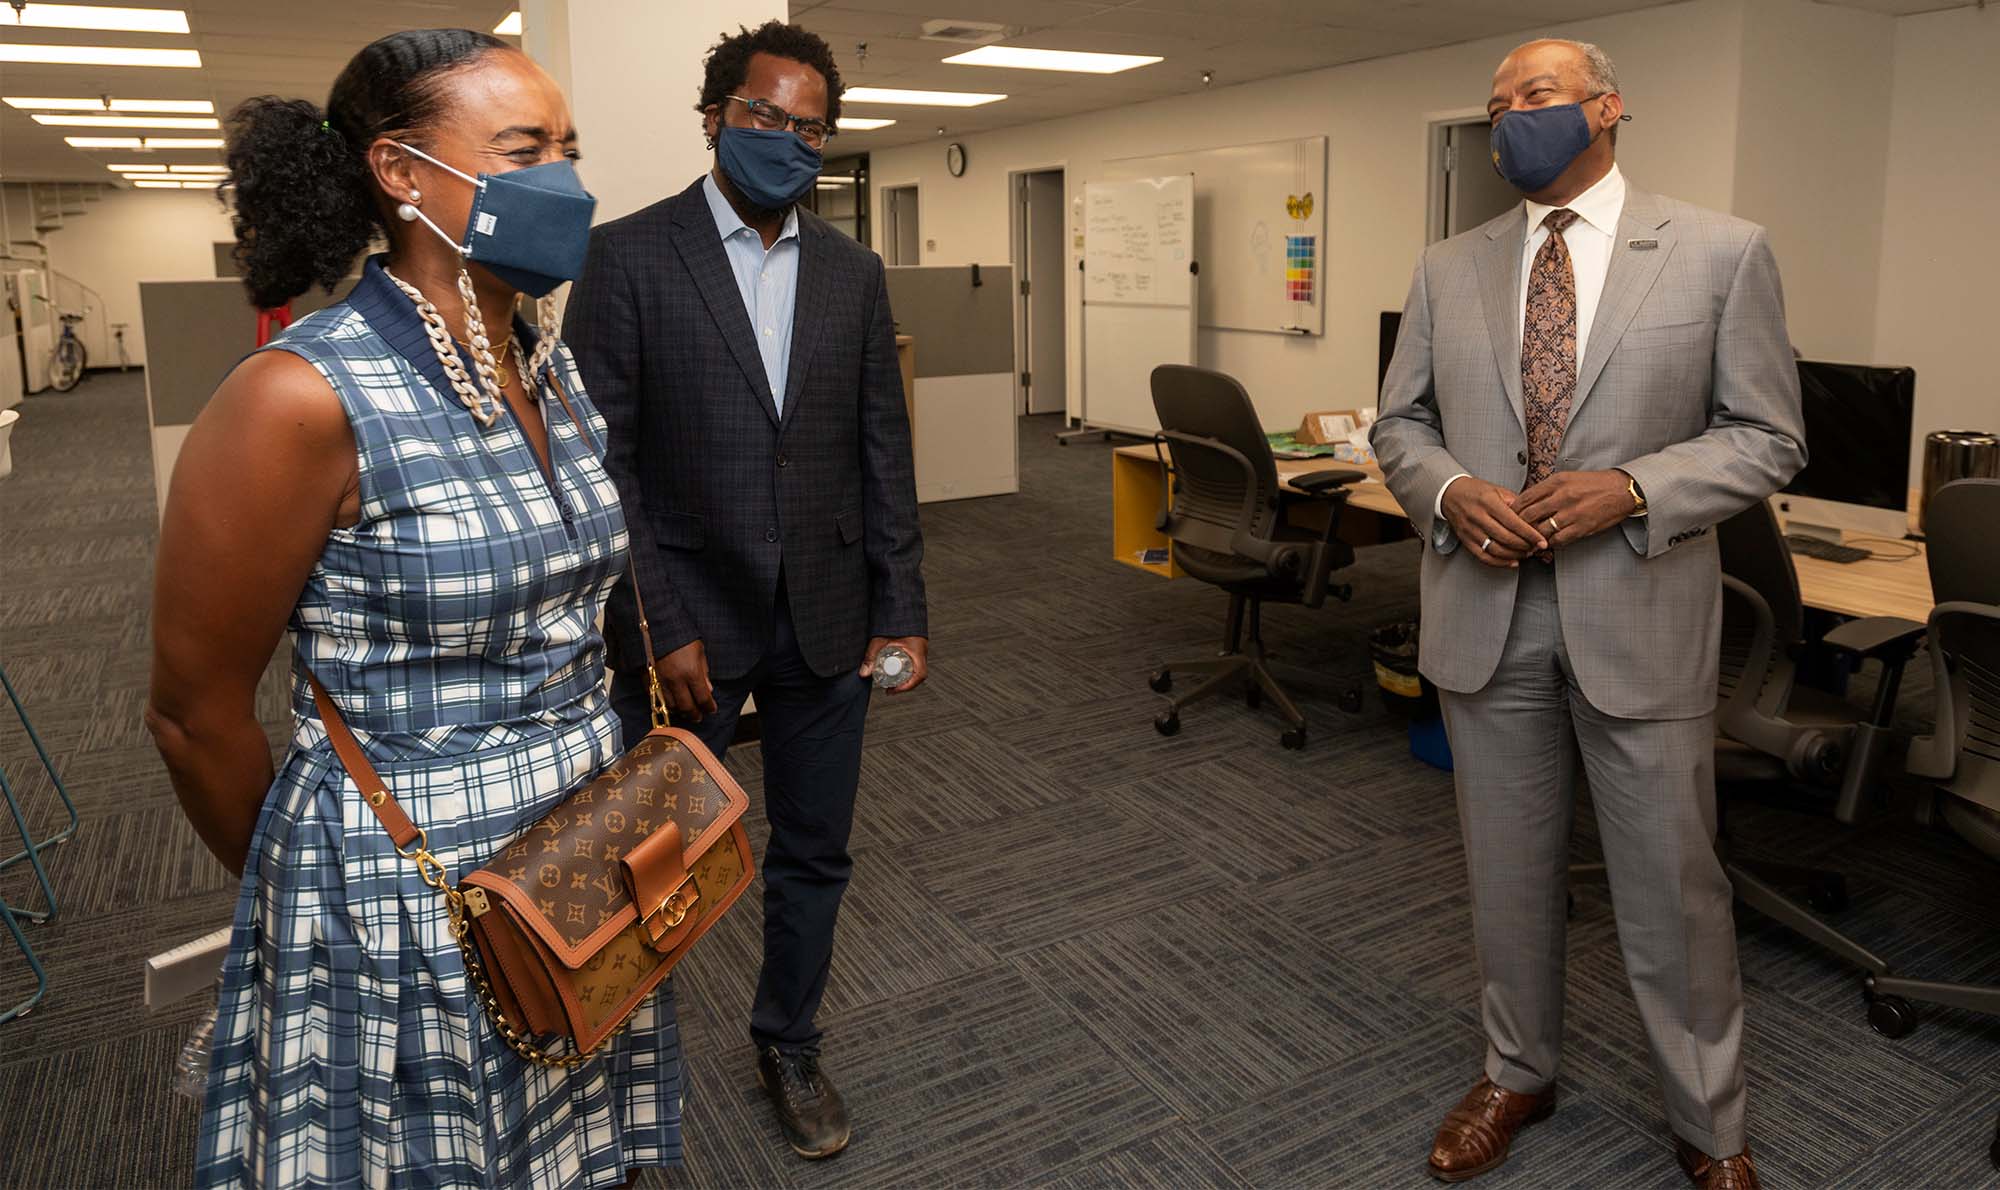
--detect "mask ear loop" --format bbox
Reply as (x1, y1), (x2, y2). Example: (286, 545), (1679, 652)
(389, 141), (508, 422)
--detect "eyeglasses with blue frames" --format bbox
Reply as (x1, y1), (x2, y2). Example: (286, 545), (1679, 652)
(724, 95), (835, 149)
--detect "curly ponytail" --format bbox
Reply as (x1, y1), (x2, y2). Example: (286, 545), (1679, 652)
(223, 28), (510, 310)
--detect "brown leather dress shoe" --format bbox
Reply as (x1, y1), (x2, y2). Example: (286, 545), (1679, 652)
(1674, 1137), (1761, 1189)
(1426, 1077), (1557, 1182)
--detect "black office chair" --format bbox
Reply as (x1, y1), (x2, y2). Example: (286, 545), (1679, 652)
(1569, 499), (1929, 1026)
(1144, 365), (1364, 749)
(1887, 479), (2000, 1043)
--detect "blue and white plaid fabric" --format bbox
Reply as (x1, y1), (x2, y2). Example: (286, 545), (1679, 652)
(197, 257), (682, 1189)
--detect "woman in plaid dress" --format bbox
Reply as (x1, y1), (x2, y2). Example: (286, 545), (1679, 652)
(147, 30), (679, 1187)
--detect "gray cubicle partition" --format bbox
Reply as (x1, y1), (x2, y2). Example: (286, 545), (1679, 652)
(140, 277), (353, 514)
(882, 264), (1017, 502)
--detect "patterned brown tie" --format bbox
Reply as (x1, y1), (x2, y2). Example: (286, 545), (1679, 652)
(1521, 207), (1581, 492)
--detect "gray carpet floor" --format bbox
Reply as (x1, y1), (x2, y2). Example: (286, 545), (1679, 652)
(0, 371), (1995, 1189)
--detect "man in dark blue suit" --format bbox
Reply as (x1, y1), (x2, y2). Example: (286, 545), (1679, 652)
(564, 21), (927, 1162)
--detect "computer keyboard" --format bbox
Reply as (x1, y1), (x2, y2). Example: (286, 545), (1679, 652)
(1785, 534), (1870, 564)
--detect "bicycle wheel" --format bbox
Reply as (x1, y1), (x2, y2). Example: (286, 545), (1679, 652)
(48, 337), (85, 392)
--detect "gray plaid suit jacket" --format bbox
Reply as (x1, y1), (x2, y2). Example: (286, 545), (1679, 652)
(1371, 187), (1806, 719)
(565, 177), (927, 683)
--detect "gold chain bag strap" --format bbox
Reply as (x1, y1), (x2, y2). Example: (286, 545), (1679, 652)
(306, 359), (754, 1069)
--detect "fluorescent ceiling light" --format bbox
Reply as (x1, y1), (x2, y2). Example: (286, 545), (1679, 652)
(942, 46), (1162, 74)
(34, 113), (220, 129)
(112, 98), (212, 113)
(140, 136), (221, 148)
(73, 134), (220, 148)
(120, 174), (182, 181)
(836, 117), (896, 131)
(131, 180), (186, 188)
(842, 86), (1004, 108)
(167, 164), (226, 173)
(0, 44), (203, 67)
(8, 96), (213, 113)
(814, 175), (857, 184)
(4, 4), (191, 33)
(493, 10), (522, 35)
(65, 135), (143, 148)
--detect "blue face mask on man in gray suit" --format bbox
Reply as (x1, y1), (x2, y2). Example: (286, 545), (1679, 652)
(1489, 94), (1610, 193)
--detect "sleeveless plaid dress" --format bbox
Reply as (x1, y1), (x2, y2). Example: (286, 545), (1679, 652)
(196, 257), (682, 1188)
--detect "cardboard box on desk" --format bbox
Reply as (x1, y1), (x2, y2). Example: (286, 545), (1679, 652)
(1296, 410), (1364, 445)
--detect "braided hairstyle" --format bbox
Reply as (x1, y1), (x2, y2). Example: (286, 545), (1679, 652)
(224, 28), (510, 309)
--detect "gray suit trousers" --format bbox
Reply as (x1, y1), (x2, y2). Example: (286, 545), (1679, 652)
(1440, 561), (1747, 1155)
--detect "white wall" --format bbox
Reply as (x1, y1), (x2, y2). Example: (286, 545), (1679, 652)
(523, 0), (787, 227)
(869, 0), (1747, 431)
(1874, 4), (2000, 480)
(2, 184), (236, 369)
(1731, 0), (1895, 360)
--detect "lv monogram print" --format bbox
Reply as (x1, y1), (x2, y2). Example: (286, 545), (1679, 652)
(1522, 207), (1581, 492)
(497, 733), (735, 953)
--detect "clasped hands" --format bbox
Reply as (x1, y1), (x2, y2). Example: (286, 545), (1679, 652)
(1441, 470), (1635, 568)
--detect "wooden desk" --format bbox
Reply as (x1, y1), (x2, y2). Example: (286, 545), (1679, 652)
(1110, 443), (1935, 621)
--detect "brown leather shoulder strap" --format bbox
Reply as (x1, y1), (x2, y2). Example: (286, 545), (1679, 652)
(303, 666), (422, 850)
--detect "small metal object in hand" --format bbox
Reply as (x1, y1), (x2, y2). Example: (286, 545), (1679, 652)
(872, 644), (915, 690)
(1479, 536), (1492, 553)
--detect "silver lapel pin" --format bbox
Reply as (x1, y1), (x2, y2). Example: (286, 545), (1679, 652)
(1627, 237), (1660, 250)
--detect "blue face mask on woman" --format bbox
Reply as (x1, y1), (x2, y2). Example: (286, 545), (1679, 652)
(394, 142), (597, 297)
(1489, 94), (1609, 194)
(716, 125), (823, 211)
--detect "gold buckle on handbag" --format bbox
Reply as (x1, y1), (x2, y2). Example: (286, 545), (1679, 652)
(640, 875), (699, 944)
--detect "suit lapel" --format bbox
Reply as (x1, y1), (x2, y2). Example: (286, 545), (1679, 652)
(669, 183), (780, 428)
(1474, 207), (1528, 431)
(780, 216), (831, 430)
(1571, 189), (1676, 417)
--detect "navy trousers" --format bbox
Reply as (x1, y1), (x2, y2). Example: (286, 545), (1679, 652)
(610, 580), (870, 1053)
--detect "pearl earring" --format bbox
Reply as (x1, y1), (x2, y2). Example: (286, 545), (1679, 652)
(408, 189), (420, 203)
(396, 202), (420, 222)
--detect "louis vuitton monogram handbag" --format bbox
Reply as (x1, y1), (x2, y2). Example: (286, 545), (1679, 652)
(304, 372), (754, 1067)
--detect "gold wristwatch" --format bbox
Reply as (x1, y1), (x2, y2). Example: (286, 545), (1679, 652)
(1626, 473), (1648, 518)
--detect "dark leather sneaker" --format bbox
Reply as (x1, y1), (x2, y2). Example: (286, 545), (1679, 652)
(1674, 1137), (1760, 1190)
(756, 1046), (851, 1160)
(1427, 1076), (1556, 1182)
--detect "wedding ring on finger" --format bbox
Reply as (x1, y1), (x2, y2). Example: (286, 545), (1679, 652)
(1479, 536), (1492, 553)
(1547, 516), (1560, 532)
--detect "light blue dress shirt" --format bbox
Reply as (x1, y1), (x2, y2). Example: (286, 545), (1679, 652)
(703, 172), (801, 413)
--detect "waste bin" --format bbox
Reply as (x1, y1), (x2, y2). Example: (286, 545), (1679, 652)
(1920, 429), (2000, 534)
(1370, 619), (1452, 771)
(0, 408), (18, 480)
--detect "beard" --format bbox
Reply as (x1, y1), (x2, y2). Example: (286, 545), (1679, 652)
(716, 162), (790, 220)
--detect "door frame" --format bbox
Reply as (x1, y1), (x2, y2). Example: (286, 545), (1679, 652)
(877, 178), (922, 265)
(1005, 160), (1068, 417)
(1424, 106), (1491, 245)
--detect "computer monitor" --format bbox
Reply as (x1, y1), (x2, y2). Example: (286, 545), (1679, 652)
(1775, 360), (1916, 542)
(1378, 311), (1402, 395)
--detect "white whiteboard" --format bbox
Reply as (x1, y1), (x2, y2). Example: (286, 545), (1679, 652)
(1109, 136), (1327, 335)
(1079, 176), (1197, 436)
(1083, 174), (1193, 307)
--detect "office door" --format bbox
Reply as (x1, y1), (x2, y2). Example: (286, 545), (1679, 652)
(1015, 170), (1067, 416)
(883, 185), (920, 266)
(1431, 119), (1519, 243)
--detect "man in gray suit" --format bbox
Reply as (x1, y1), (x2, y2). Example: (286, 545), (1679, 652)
(1372, 39), (1804, 1189)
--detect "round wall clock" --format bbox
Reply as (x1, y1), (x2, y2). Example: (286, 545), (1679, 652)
(945, 142), (967, 177)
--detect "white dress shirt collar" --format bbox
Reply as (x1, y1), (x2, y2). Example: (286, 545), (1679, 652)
(1523, 162), (1625, 238)
(703, 171), (800, 246)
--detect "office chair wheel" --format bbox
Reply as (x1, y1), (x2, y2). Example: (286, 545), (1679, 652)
(1154, 710), (1180, 737)
(1807, 873), (1850, 914)
(1336, 687), (1363, 714)
(1280, 725), (1307, 750)
(1148, 669), (1173, 693)
(1865, 993), (1917, 1039)
(1244, 685), (1263, 709)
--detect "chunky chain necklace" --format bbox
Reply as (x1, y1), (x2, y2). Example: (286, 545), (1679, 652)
(382, 265), (567, 425)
